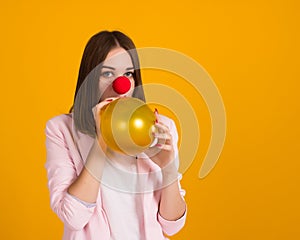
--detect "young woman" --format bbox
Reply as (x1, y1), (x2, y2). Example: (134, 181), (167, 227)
(45, 30), (187, 240)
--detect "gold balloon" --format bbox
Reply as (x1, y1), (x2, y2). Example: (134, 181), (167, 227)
(100, 97), (156, 155)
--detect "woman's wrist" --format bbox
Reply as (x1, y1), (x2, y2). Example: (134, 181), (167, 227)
(84, 139), (106, 181)
(161, 160), (179, 187)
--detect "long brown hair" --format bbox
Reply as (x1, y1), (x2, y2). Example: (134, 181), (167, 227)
(72, 30), (145, 136)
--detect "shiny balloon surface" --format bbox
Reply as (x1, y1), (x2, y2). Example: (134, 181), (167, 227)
(100, 97), (156, 155)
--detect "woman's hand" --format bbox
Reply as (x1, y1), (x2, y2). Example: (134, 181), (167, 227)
(92, 97), (119, 146)
(144, 111), (175, 169)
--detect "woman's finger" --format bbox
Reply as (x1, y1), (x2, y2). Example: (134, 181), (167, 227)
(155, 143), (173, 151)
(92, 97), (118, 117)
(92, 97), (119, 136)
(154, 122), (170, 133)
(153, 132), (172, 141)
(98, 97), (118, 110)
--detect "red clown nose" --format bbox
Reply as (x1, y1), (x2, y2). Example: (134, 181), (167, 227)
(112, 76), (131, 94)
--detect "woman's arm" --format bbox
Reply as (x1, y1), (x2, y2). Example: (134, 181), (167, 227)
(67, 140), (104, 203)
(68, 98), (115, 203)
(159, 163), (186, 221)
(145, 114), (187, 233)
(45, 100), (113, 230)
(45, 116), (99, 230)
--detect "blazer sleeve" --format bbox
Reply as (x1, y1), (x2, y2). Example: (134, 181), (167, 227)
(158, 117), (187, 235)
(45, 115), (97, 231)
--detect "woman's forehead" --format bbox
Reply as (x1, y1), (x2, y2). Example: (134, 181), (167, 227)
(103, 48), (133, 68)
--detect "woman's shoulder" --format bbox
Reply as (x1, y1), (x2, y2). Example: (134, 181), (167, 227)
(46, 113), (73, 132)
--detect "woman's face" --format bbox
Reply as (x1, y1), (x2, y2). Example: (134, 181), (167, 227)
(99, 47), (135, 101)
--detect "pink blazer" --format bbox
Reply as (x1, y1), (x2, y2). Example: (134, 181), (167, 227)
(45, 113), (186, 239)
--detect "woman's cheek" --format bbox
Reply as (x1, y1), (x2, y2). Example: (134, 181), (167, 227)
(128, 79), (135, 96)
(99, 86), (113, 101)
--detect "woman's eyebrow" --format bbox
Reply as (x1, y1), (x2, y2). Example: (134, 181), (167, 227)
(102, 66), (134, 70)
(102, 65), (115, 70)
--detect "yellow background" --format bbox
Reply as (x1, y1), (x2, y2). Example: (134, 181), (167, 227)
(1, 0), (299, 239)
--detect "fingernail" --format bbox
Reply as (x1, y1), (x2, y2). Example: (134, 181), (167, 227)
(154, 108), (159, 123)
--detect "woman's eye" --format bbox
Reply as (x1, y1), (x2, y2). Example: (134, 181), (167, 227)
(124, 71), (134, 78)
(101, 71), (114, 78)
